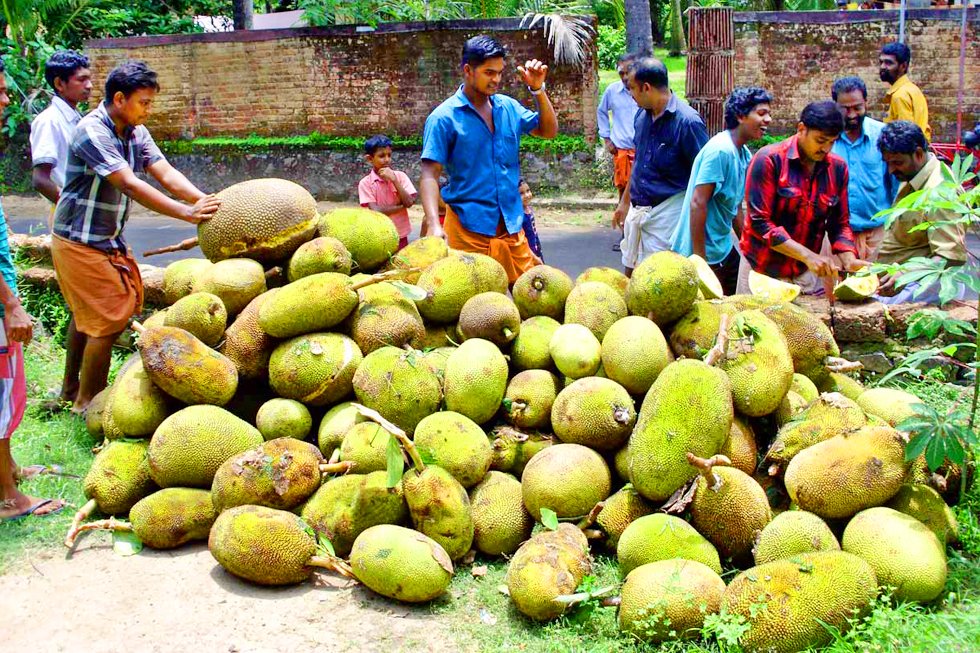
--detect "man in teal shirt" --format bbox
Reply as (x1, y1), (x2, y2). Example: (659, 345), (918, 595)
(672, 87), (772, 295)
(831, 76), (897, 261)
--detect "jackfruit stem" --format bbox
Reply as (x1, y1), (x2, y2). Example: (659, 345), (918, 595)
(613, 406), (632, 425)
(350, 268), (421, 291)
(509, 400), (528, 412)
(64, 498), (98, 549)
(582, 529), (605, 540)
(576, 501), (605, 530)
(350, 403), (425, 472)
(825, 357), (863, 373)
(319, 461), (355, 476)
(307, 555), (356, 579)
(131, 321), (145, 335)
(685, 452), (732, 491)
(67, 518), (134, 550)
(143, 236), (199, 257)
(703, 314), (732, 366)
(502, 328), (514, 340)
(531, 277), (546, 291)
(554, 585), (618, 606)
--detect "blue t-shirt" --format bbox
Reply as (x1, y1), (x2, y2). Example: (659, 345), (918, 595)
(0, 198), (18, 319)
(831, 116), (897, 233)
(421, 86), (540, 237)
(671, 130), (752, 265)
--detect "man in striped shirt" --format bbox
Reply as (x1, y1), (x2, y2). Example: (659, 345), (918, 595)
(51, 61), (220, 414)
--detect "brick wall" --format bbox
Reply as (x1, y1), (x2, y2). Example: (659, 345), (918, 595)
(734, 9), (979, 142)
(84, 17), (597, 141)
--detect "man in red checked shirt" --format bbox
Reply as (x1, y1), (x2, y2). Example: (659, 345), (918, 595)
(737, 101), (866, 294)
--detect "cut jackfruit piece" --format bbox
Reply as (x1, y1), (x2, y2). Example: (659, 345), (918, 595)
(689, 254), (724, 299)
(748, 270), (801, 303)
(833, 272), (879, 301)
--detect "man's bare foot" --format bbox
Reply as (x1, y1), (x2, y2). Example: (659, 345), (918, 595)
(0, 494), (67, 520)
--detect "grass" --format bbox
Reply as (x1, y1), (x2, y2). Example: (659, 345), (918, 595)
(598, 49), (687, 100)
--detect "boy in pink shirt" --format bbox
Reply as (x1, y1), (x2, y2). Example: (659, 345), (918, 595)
(358, 135), (417, 250)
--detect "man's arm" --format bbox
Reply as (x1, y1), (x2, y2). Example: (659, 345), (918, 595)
(521, 60), (557, 139)
(31, 164), (60, 204)
(104, 166), (219, 224)
(613, 176), (630, 230)
(597, 90), (615, 154)
(146, 159), (207, 204)
(688, 183), (715, 259)
(0, 279), (32, 345)
(419, 160), (445, 239)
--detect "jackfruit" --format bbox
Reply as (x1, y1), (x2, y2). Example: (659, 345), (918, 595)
(510, 316), (560, 371)
(887, 484), (958, 544)
(549, 323), (601, 379)
(505, 524), (593, 621)
(718, 310), (794, 417)
(512, 265), (573, 320)
(383, 236), (448, 283)
(269, 333), (362, 406)
(593, 483), (653, 548)
(353, 346), (442, 434)
(83, 440), (156, 515)
(613, 446), (632, 483)
(412, 411), (492, 489)
(219, 289), (279, 380)
(469, 252), (509, 294)
(302, 472), (408, 557)
(747, 269), (801, 303)
(192, 258), (267, 316)
(773, 390), (808, 426)
(138, 325), (238, 406)
(148, 405), (263, 488)
(842, 506), (947, 602)
(688, 454), (772, 560)
(790, 373), (820, 402)
(819, 371), (865, 401)
(575, 266), (629, 299)
(164, 292), (227, 347)
(551, 377), (635, 451)
(259, 272), (365, 338)
(489, 427), (554, 476)
(255, 398), (312, 441)
(348, 282), (426, 354)
(339, 422), (396, 474)
(600, 315), (670, 394)
(760, 302), (840, 384)
(629, 359), (733, 502)
(689, 254), (724, 299)
(469, 471), (534, 556)
(765, 392), (866, 470)
(420, 346), (454, 380)
(669, 300), (737, 359)
(403, 464), (474, 561)
(752, 510), (840, 565)
(784, 425), (907, 519)
(722, 551), (878, 653)
(617, 513), (722, 576)
(350, 524), (454, 602)
(164, 258), (213, 305)
(626, 251), (699, 325)
(457, 292), (521, 345)
(211, 438), (323, 512)
(316, 401), (366, 459)
(412, 323), (457, 350)
(521, 443), (611, 521)
(286, 236), (352, 281)
(443, 338), (508, 425)
(719, 416), (757, 475)
(856, 387), (922, 427)
(129, 487), (215, 549)
(85, 388), (108, 438)
(504, 370), (560, 430)
(142, 309), (169, 329)
(318, 207), (398, 272)
(564, 281), (628, 341)
(619, 559), (725, 642)
(415, 252), (485, 323)
(834, 272), (879, 301)
(110, 359), (170, 437)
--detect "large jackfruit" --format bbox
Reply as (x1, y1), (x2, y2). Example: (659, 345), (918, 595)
(626, 251), (699, 325)
(109, 359), (170, 438)
(564, 281), (628, 341)
(350, 524), (454, 602)
(383, 236), (448, 283)
(148, 405), (263, 488)
(458, 292), (521, 346)
(258, 272), (364, 338)
(443, 338), (508, 425)
(760, 302), (840, 384)
(220, 289), (280, 381)
(521, 443), (611, 521)
(353, 346), (442, 434)
(416, 251), (505, 323)
(505, 524), (593, 621)
(718, 310), (794, 417)
(842, 506), (947, 603)
(413, 411), (492, 489)
(83, 440), (156, 515)
(512, 265), (573, 320)
(164, 292), (227, 347)
(628, 359), (733, 502)
(403, 465), (474, 561)
(503, 370), (560, 431)
(550, 377), (635, 451)
(752, 510), (840, 565)
(347, 283), (425, 354)
(765, 392), (866, 470)
(856, 387), (922, 427)
(722, 551), (878, 653)
(593, 483), (654, 549)
(318, 207), (399, 272)
(887, 483), (958, 544)
(269, 333), (362, 406)
(129, 487), (215, 549)
(575, 266), (629, 299)
(600, 315), (671, 395)
(617, 513), (722, 576)
(138, 325), (238, 406)
(255, 398), (312, 441)
(469, 471), (534, 556)
(198, 178), (317, 263)
(211, 438), (324, 512)
(286, 236), (352, 281)
(510, 316), (560, 371)
(669, 300), (737, 359)
(192, 258), (267, 316)
(163, 258), (213, 305)
(784, 425), (907, 519)
(339, 422), (396, 474)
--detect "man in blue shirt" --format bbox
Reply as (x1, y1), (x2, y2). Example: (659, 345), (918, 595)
(831, 76), (897, 261)
(613, 57), (709, 276)
(672, 87), (773, 295)
(420, 35), (558, 283)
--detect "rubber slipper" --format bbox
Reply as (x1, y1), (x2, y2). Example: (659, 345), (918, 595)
(2, 498), (67, 521)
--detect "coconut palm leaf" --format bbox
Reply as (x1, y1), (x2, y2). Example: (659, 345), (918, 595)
(517, 0), (596, 66)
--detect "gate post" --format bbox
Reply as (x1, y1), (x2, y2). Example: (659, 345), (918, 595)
(685, 7), (735, 135)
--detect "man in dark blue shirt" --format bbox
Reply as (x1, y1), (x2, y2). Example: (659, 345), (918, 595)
(612, 57), (708, 275)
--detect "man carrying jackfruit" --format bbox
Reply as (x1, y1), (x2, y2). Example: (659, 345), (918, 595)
(419, 35), (558, 284)
(51, 61), (220, 414)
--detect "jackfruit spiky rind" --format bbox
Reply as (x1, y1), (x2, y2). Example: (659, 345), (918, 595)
(669, 300), (738, 360)
(575, 266), (629, 299)
(719, 310), (795, 417)
(287, 236), (353, 281)
(457, 292), (521, 346)
(511, 316), (561, 371)
(192, 258), (267, 316)
(258, 272), (360, 339)
(504, 369), (560, 431)
(413, 411), (493, 489)
(138, 325), (239, 406)
(163, 258), (213, 305)
(594, 483), (654, 549)
(83, 440), (156, 515)
(617, 513), (723, 576)
(255, 398), (312, 441)
(521, 443), (612, 521)
(211, 438), (324, 512)
(549, 323), (601, 379)
(626, 251), (700, 325)
(339, 422), (396, 474)
(719, 416), (758, 475)
(550, 377), (636, 451)
(512, 265), (573, 320)
(415, 252), (506, 323)
(765, 392), (867, 468)
(220, 289), (280, 381)
(505, 524), (593, 621)
(752, 510), (840, 565)
(886, 483), (958, 544)
(760, 302), (840, 384)
(443, 339), (508, 425)
(691, 466), (772, 560)
(208, 505), (317, 586)
(317, 401), (367, 458)
(564, 281), (628, 341)
(383, 236), (449, 283)
(348, 286), (426, 354)
(350, 524), (454, 603)
(469, 471), (534, 556)
(790, 373), (820, 403)
(85, 388), (108, 438)
(268, 333), (363, 407)
(600, 315), (671, 395)
(110, 360), (170, 438)
(856, 387), (922, 427)
(318, 207), (399, 272)
(164, 292), (227, 347)
(722, 551), (878, 653)
(403, 465), (475, 561)
(129, 488), (215, 549)
(352, 346), (442, 434)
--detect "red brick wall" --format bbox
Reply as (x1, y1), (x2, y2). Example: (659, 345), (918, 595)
(734, 9), (979, 142)
(83, 18), (597, 141)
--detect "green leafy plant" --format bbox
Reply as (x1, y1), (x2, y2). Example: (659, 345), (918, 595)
(596, 24), (624, 69)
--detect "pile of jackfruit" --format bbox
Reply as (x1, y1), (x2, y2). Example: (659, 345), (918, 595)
(64, 178), (964, 653)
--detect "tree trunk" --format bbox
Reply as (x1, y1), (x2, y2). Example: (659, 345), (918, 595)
(233, 0), (254, 30)
(667, 0), (687, 57)
(625, 0), (655, 56)
(649, 0), (665, 44)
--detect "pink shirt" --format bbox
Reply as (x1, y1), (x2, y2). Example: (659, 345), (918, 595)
(358, 169), (417, 238)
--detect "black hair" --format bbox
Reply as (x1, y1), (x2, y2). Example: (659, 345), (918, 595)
(45, 50), (90, 89)
(518, 177), (528, 187)
(724, 87), (773, 129)
(617, 53), (636, 66)
(461, 35), (507, 68)
(104, 61), (160, 101)
(878, 120), (927, 155)
(800, 100), (844, 136)
(831, 76), (867, 101)
(364, 134), (393, 155)
(630, 57), (669, 90)
(881, 42), (911, 65)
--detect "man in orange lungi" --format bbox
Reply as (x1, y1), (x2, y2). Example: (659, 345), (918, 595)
(597, 54), (638, 252)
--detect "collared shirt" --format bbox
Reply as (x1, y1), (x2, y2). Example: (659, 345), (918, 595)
(885, 74), (931, 141)
(53, 102), (165, 252)
(421, 86), (539, 237)
(831, 116), (897, 233)
(740, 135), (857, 280)
(358, 168), (417, 238)
(878, 154), (967, 265)
(671, 130), (752, 265)
(597, 81), (639, 150)
(630, 93), (709, 208)
(0, 199), (17, 317)
(29, 95), (82, 189)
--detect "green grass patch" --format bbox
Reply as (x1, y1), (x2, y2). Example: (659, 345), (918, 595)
(598, 49), (686, 100)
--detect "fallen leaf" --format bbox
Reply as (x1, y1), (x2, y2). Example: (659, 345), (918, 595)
(471, 565), (488, 577)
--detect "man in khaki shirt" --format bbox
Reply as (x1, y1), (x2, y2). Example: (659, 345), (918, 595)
(880, 42), (931, 141)
(876, 121), (967, 304)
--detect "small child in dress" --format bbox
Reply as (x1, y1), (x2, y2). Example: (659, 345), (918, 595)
(357, 135), (417, 250)
(519, 178), (544, 263)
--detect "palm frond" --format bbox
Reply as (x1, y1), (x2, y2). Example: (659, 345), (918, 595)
(520, 11), (594, 66)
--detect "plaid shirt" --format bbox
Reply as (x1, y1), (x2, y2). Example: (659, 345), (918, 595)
(53, 102), (165, 252)
(740, 135), (857, 279)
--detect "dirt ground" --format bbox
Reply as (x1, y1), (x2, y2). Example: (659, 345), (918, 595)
(0, 543), (459, 653)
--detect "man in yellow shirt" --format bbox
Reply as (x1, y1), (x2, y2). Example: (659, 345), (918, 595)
(879, 42), (931, 141)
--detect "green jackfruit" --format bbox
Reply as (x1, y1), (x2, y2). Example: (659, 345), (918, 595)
(575, 266), (628, 299)
(85, 388), (108, 438)
(600, 315), (670, 394)
(857, 387), (922, 427)
(129, 488), (215, 549)
(286, 236), (352, 281)
(752, 510), (840, 565)
(521, 443), (611, 521)
(318, 207), (399, 272)
(192, 258), (267, 316)
(617, 513), (722, 576)
(164, 258), (213, 305)
(626, 251), (699, 325)
(83, 440), (156, 515)
(511, 316), (560, 371)
(512, 265), (573, 320)
(688, 456), (772, 560)
(269, 333), (362, 406)
(413, 411), (492, 488)
(470, 471), (534, 556)
(790, 373), (820, 403)
(818, 371), (865, 400)
(760, 302), (840, 385)
(211, 438), (324, 512)
(164, 292), (227, 347)
(443, 338), (508, 425)
(458, 292), (520, 346)
(138, 325), (238, 406)
(773, 390), (808, 426)
(594, 483), (654, 548)
(765, 392), (866, 470)
(564, 281), (628, 341)
(255, 398), (312, 441)
(353, 346), (442, 434)
(505, 524), (593, 621)
(259, 272), (364, 338)
(403, 465), (474, 561)
(347, 283), (425, 354)
(383, 236), (449, 283)
(551, 377), (635, 451)
(317, 401), (366, 459)
(143, 309), (170, 330)
(350, 524), (454, 602)
(719, 310), (794, 417)
(669, 300), (737, 359)
(504, 370), (560, 430)
(415, 252), (486, 323)
(549, 323), (601, 379)
(339, 422), (396, 474)
(110, 360), (170, 438)
(719, 416), (757, 475)
(887, 483), (958, 544)
(219, 289), (279, 381)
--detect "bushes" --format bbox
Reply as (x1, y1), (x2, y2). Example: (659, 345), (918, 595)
(596, 25), (625, 70)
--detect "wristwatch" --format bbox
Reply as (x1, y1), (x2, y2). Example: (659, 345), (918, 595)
(529, 83), (546, 96)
